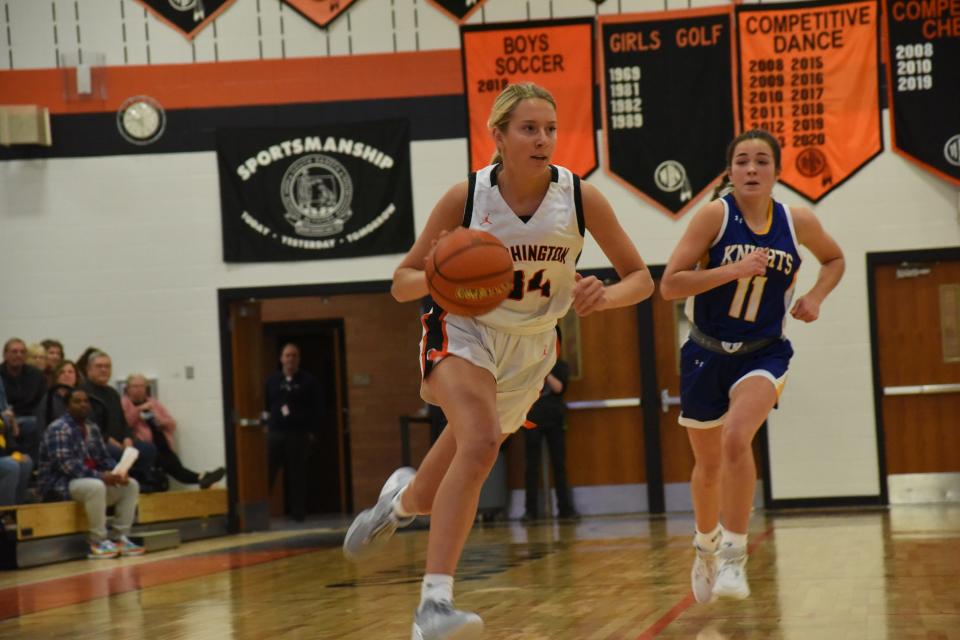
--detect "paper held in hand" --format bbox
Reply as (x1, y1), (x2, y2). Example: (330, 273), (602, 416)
(113, 446), (139, 476)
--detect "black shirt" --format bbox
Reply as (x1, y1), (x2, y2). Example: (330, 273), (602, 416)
(0, 363), (47, 416)
(80, 381), (133, 443)
(265, 369), (322, 432)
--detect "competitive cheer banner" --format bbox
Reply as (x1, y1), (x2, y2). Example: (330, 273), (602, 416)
(599, 7), (736, 218)
(133, 0), (236, 40)
(884, 0), (960, 185)
(737, 0), (882, 201)
(426, 0), (490, 23)
(282, 0), (358, 29)
(461, 18), (597, 177)
(218, 120), (415, 263)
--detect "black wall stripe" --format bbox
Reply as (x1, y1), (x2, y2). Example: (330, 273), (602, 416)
(462, 171), (477, 228)
(0, 95), (467, 160)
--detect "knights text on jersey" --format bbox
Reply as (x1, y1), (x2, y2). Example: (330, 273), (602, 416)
(463, 164), (585, 335)
(685, 194), (802, 342)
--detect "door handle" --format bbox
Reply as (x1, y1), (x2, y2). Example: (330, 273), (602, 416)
(660, 389), (681, 413)
(237, 418), (261, 427)
(566, 397), (641, 410)
(883, 383), (960, 396)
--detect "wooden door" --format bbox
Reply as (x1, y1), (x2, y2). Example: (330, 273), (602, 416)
(875, 260), (960, 477)
(564, 304), (647, 490)
(229, 300), (270, 531)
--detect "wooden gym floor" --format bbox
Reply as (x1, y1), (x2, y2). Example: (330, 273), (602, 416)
(0, 506), (957, 639)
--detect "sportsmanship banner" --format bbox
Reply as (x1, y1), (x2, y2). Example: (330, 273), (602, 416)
(738, 0), (882, 202)
(217, 120), (415, 263)
(599, 7), (736, 218)
(461, 18), (597, 177)
(133, 0), (236, 40)
(281, 0), (358, 29)
(427, 0), (490, 23)
(884, 0), (960, 185)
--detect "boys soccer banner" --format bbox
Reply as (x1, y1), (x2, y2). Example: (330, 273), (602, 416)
(217, 120), (415, 263)
(738, 0), (882, 202)
(133, 0), (236, 40)
(884, 0), (960, 185)
(599, 7), (736, 218)
(461, 18), (597, 177)
(427, 0), (490, 23)
(282, 0), (358, 29)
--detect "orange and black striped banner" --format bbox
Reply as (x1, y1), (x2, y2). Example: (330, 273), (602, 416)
(884, 0), (960, 185)
(132, 0), (237, 40)
(737, 0), (882, 202)
(599, 6), (737, 219)
(460, 18), (597, 177)
(282, 0), (359, 29)
(426, 0), (490, 24)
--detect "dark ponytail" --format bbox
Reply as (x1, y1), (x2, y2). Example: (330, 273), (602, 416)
(711, 173), (732, 200)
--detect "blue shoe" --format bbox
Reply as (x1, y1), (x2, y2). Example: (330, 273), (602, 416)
(113, 535), (145, 557)
(87, 540), (119, 559)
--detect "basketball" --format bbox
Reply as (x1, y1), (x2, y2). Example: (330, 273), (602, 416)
(425, 227), (514, 316)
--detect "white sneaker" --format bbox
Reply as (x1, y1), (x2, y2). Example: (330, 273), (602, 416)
(691, 542), (717, 603)
(411, 599), (483, 640)
(342, 467), (416, 561)
(712, 544), (750, 600)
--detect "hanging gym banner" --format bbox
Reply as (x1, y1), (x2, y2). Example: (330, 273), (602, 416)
(133, 0), (237, 40)
(426, 0), (490, 23)
(738, 0), (882, 202)
(217, 120), (415, 263)
(461, 18), (597, 177)
(884, 0), (960, 185)
(599, 7), (736, 218)
(282, 0), (359, 29)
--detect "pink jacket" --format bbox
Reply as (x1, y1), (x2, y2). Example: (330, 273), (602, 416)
(121, 395), (177, 450)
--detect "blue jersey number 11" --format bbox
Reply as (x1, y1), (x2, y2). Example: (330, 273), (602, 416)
(728, 276), (767, 322)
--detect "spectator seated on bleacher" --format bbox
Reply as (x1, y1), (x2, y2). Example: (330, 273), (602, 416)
(79, 351), (160, 491)
(0, 377), (33, 506)
(121, 374), (225, 490)
(0, 338), (46, 464)
(36, 361), (82, 430)
(38, 388), (144, 559)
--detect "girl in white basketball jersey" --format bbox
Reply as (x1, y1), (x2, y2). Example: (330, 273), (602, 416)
(343, 82), (653, 640)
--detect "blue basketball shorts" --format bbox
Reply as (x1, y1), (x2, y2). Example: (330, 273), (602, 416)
(678, 337), (794, 429)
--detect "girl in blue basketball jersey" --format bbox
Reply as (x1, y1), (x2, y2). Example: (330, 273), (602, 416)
(661, 129), (844, 602)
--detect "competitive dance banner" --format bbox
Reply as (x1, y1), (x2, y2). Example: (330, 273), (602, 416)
(217, 120), (415, 263)
(599, 7), (736, 218)
(461, 18), (597, 177)
(282, 0), (359, 29)
(884, 0), (960, 185)
(426, 0), (490, 23)
(133, 0), (237, 40)
(737, 0), (882, 202)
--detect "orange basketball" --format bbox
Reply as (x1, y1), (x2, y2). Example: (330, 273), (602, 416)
(425, 228), (514, 316)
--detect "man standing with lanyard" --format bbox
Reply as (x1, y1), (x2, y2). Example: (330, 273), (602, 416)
(264, 343), (322, 522)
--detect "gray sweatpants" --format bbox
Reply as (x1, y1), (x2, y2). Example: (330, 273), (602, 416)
(68, 477), (140, 543)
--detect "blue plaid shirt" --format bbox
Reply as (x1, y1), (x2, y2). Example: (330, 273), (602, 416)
(38, 414), (114, 501)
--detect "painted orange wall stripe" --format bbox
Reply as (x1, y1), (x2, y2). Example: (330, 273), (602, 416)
(0, 50), (463, 115)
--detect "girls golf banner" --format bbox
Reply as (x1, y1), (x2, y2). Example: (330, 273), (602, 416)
(884, 0), (960, 185)
(737, 0), (882, 201)
(218, 120), (415, 263)
(282, 0), (359, 29)
(599, 7), (736, 218)
(461, 18), (597, 177)
(133, 0), (237, 39)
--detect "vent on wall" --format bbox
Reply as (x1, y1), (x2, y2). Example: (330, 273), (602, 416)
(0, 106), (52, 146)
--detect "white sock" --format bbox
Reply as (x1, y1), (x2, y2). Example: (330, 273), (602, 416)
(695, 524), (722, 552)
(392, 486), (415, 518)
(420, 574), (454, 605)
(721, 530), (748, 549)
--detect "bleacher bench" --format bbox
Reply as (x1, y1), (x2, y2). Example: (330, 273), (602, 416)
(0, 488), (228, 568)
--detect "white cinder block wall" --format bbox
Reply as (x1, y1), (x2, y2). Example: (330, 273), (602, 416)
(1, 0), (958, 498)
